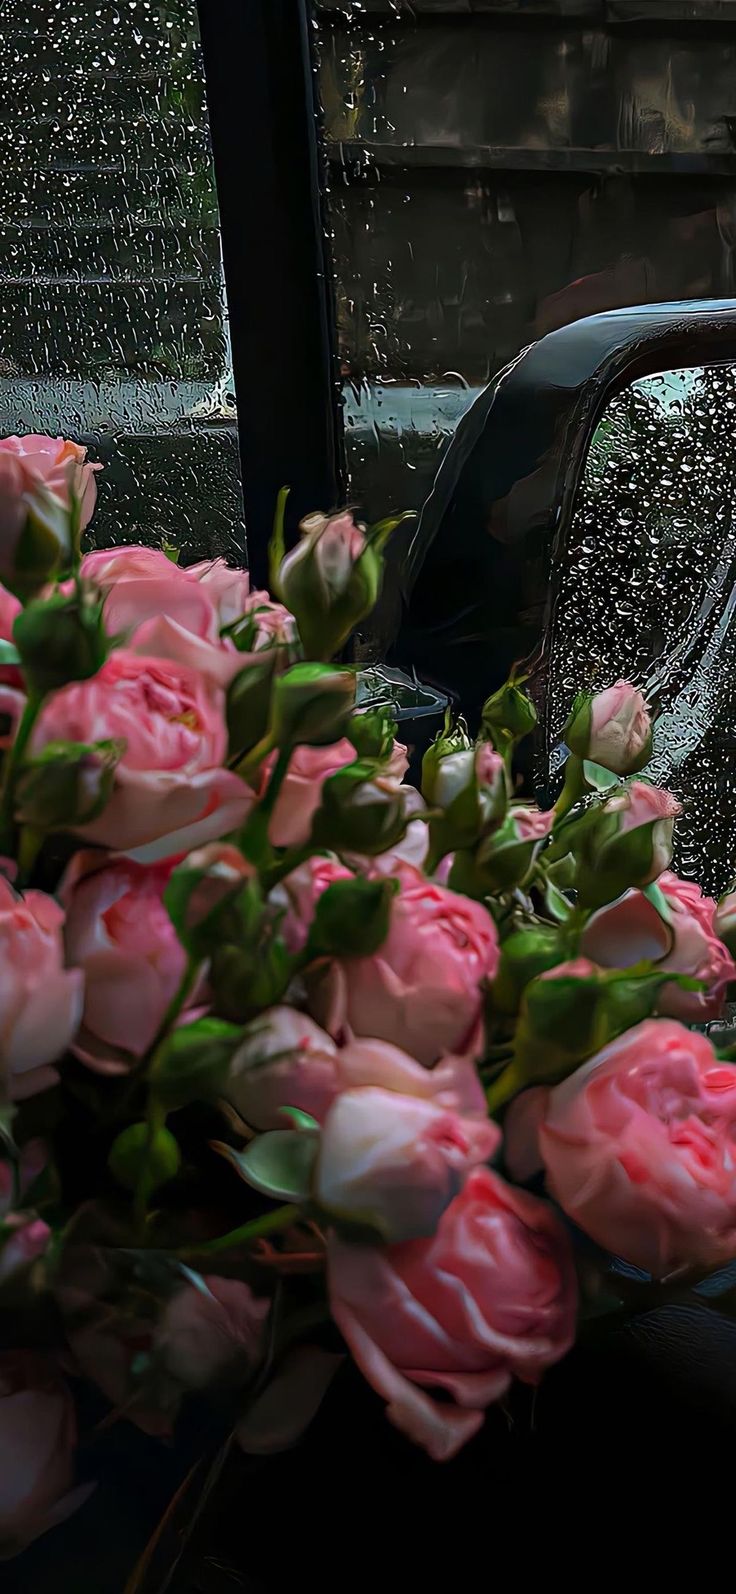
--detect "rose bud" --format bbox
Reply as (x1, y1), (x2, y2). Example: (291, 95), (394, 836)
(0, 434), (99, 598)
(568, 780), (681, 909)
(564, 680), (653, 776)
(450, 802), (552, 897)
(311, 761), (410, 855)
(315, 1084), (499, 1243)
(14, 584), (111, 696)
(278, 510), (381, 661)
(480, 677), (537, 748)
(269, 661), (356, 749)
(716, 888), (736, 958)
(421, 716), (473, 805)
(15, 738), (123, 831)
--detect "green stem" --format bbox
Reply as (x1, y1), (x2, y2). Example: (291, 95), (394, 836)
(261, 842), (314, 891)
(238, 742), (293, 864)
(134, 1099), (166, 1234)
(146, 955), (201, 1074)
(134, 956), (200, 1233)
(175, 1202), (300, 1260)
(485, 1063), (523, 1119)
(17, 825), (44, 887)
(553, 754), (586, 823)
(0, 689), (43, 853)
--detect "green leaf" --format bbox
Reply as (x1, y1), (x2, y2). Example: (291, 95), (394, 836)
(642, 880), (674, 928)
(279, 1106), (320, 1132)
(214, 1129), (318, 1202)
(0, 639), (20, 666)
(366, 509), (416, 552)
(582, 759), (621, 792)
(542, 876), (573, 923)
(269, 485), (290, 597)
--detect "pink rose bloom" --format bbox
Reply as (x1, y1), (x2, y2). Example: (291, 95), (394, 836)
(716, 889), (736, 956)
(62, 853), (192, 1072)
(0, 433), (99, 554)
(228, 1016), (487, 1133)
(532, 1017), (736, 1276)
(316, 1084), (499, 1242)
(582, 871), (736, 1023)
(267, 738), (356, 849)
(0, 1354), (93, 1557)
(81, 544), (242, 688)
(34, 649), (253, 862)
(270, 855), (353, 954)
(603, 781), (681, 882)
(328, 1166), (576, 1460)
(0, 880), (83, 1101)
(320, 863), (500, 1066)
(158, 1275), (269, 1389)
(511, 804), (554, 842)
(182, 555), (252, 629)
(567, 680), (652, 775)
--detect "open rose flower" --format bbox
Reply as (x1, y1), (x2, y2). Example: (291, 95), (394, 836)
(267, 739), (357, 849)
(33, 649), (253, 862)
(0, 1354), (93, 1557)
(62, 853), (194, 1072)
(228, 1014), (487, 1132)
(314, 863), (500, 1066)
(316, 1085), (499, 1242)
(81, 544), (243, 688)
(565, 680), (652, 775)
(0, 880), (83, 1100)
(157, 1276), (269, 1389)
(328, 1167), (576, 1461)
(581, 871), (736, 1023)
(530, 1017), (736, 1276)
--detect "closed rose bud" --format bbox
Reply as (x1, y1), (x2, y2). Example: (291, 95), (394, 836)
(565, 680), (652, 776)
(0, 434), (99, 598)
(279, 510), (382, 660)
(570, 780), (681, 909)
(315, 1085), (499, 1242)
(15, 738), (123, 831)
(481, 678), (537, 746)
(421, 717), (472, 805)
(269, 661), (356, 749)
(311, 761), (410, 854)
(14, 586), (110, 696)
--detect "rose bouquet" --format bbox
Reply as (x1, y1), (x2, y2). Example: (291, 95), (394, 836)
(2, 434), (736, 1562)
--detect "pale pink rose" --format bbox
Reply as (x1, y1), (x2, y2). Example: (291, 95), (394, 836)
(385, 739), (409, 781)
(228, 1007), (341, 1130)
(158, 1276), (269, 1389)
(270, 855), (353, 954)
(81, 544), (242, 688)
(238, 590), (297, 652)
(0, 880), (83, 1101)
(0, 433), (99, 555)
(61, 853), (192, 1072)
(603, 781), (681, 882)
(0, 684), (25, 751)
(318, 863), (500, 1066)
(0, 1217), (50, 1284)
(589, 682), (651, 773)
(316, 1085), (498, 1242)
(328, 1166), (576, 1460)
(475, 741), (506, 789)
(511, 804), (554, 842)
(182, 555), (252, 629)
(267, 738), (356, 849)
(429, 742), (505, 810)
(281, 509), (365, 599)
(532, 1017), (736, 1276)
(34, 649), (253, 862)
(0, 1354), (93, 1557)
(581, 871), (736, 1023)
(176, 841), (254, 934)
(228, 1019), (488, 1133)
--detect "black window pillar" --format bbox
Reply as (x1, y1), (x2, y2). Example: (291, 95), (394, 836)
(196, 0), (342, 587)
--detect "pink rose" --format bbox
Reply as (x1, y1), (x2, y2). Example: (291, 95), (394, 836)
(228, 1016), (488, 1133)
(0, 434), (99, 564)
(328, 1166), (576, 1460)
(182, 555), (252, 629)
(364, 786), (430, 876)
(34, 649), (253, 862)
(0, 1217), (50, 1285)
(581, 871), (736, 1023)
(157, 1275), (269, 1389)
(319, 863), (500, 1066)
(0, 581), (21, 687)
(81, 544), (242, 688)
(227, 1006), (341, 1130)
(270, 855), (353, 954)
(603, 781), (681, 882)
(716, 889), (736, 956)
(531, 1017), (736, 1276)
(0, 880), (83, 1101)
(511, 804), (554, 842)
(267, 738), (356, 849)
(316, 1085), (499, 1242)
(62, 853), (192, 1072)
(566, 680), (652, 775)
(0, 1354), (93, 1556)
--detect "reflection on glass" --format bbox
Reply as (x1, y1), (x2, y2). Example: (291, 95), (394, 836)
(547, 364), (736, 895)
(0, 0), (243, 558)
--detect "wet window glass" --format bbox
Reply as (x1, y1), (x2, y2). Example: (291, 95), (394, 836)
(0, 0), (244, 559)
(546, 363), (736, 896)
